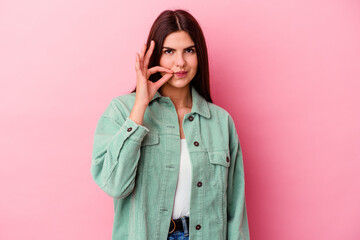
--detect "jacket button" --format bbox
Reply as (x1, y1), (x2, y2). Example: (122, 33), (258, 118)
(197, 181), (202, 187)
(193, 141), (199, 146)
(196, 224), (201, 230)
(226, 156), (230, 162)
(127, 127), (132, 132)
(188, 116), (194, 121)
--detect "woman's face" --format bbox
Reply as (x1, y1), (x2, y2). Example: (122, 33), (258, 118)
(159, 31), (198, 89)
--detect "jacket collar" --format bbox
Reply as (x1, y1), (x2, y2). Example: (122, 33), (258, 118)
(150, 85), (211, 118)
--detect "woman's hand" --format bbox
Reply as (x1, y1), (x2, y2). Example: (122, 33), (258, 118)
(129, 40), (173, 126)
(134, 40), (174, 107)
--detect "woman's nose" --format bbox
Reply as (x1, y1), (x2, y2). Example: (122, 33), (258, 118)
(175, 54), (186, 67)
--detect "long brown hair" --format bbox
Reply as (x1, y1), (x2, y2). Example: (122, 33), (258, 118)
(131, 9), (212, 103)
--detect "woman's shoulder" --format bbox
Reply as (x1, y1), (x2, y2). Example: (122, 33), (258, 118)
(107, 92), (137, 110)
(112, 92), (136, 104)
(206, 101), (239, 132)
(99, 92), (136, 118)
(207, 101), (233, 119)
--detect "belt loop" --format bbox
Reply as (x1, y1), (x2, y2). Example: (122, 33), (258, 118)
(181, 216), (189, 236)
(169, 218), (176, 234)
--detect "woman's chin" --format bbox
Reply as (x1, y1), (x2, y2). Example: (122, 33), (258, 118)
(165, 77), (192, 88)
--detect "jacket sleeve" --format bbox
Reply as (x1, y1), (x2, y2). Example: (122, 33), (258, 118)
(91, 98), (149, 199)
(227, 116), (250, 239)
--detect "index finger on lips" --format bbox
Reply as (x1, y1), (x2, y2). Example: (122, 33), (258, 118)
(154, 73), (174, 90)
(148, 66), (174, 75)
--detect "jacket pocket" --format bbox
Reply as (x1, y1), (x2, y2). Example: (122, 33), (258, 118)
(208, 150), (230, 167)
(140, 131), (159, 171)
(208, 150), (230, 224)
(141, 131), (159, 146)
(140, 131), (159, 167)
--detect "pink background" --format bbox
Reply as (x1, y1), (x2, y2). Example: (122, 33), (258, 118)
(1, 0), (359, 239)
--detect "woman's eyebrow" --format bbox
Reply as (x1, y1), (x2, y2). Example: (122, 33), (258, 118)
(162, 45), (196, 50)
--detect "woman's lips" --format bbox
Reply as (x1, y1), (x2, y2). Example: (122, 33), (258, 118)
(175, 71), (188, 78)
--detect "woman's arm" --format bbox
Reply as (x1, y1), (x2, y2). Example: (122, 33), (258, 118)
(227, 116), (250, 239)
(91, 98), (149, 199)
(91, 40), (173, 199)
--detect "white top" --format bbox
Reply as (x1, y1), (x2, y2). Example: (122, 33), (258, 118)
(171, 139), (192, 219)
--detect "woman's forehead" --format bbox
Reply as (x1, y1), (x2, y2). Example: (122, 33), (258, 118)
(162, 31), (195, 48)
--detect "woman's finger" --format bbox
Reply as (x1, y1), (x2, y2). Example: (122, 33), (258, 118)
(135, 53), (143, 76)
(135, 53), (141, 72)
(139, 43), (146, 70)
(135, 53), (147, 84)
(143, 40), (154, 69)
(148, 66), (174, 75)
(154, 73), (174, 90)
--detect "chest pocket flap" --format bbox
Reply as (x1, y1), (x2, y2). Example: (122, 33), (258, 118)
(141, 131), (159, 146)
(208, 150), (230, 167)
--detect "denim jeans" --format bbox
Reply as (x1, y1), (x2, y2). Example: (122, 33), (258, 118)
(167, 216), (189, 240)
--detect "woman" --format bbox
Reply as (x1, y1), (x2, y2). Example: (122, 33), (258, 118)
(91, 9), (250, 240)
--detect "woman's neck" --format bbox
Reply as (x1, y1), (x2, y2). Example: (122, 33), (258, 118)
(159, 84), (192, 109)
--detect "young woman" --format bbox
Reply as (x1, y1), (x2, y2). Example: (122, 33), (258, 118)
(91, 9), (250, 240)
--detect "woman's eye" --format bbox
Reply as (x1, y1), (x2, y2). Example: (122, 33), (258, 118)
(164, 49), (173, 54)
(163, 49), (195, 54)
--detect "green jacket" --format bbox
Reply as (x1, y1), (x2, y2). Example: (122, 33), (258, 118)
(91, 85), (250, 240)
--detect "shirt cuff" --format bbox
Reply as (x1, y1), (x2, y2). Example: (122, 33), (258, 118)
(120, 117), (149, 143)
